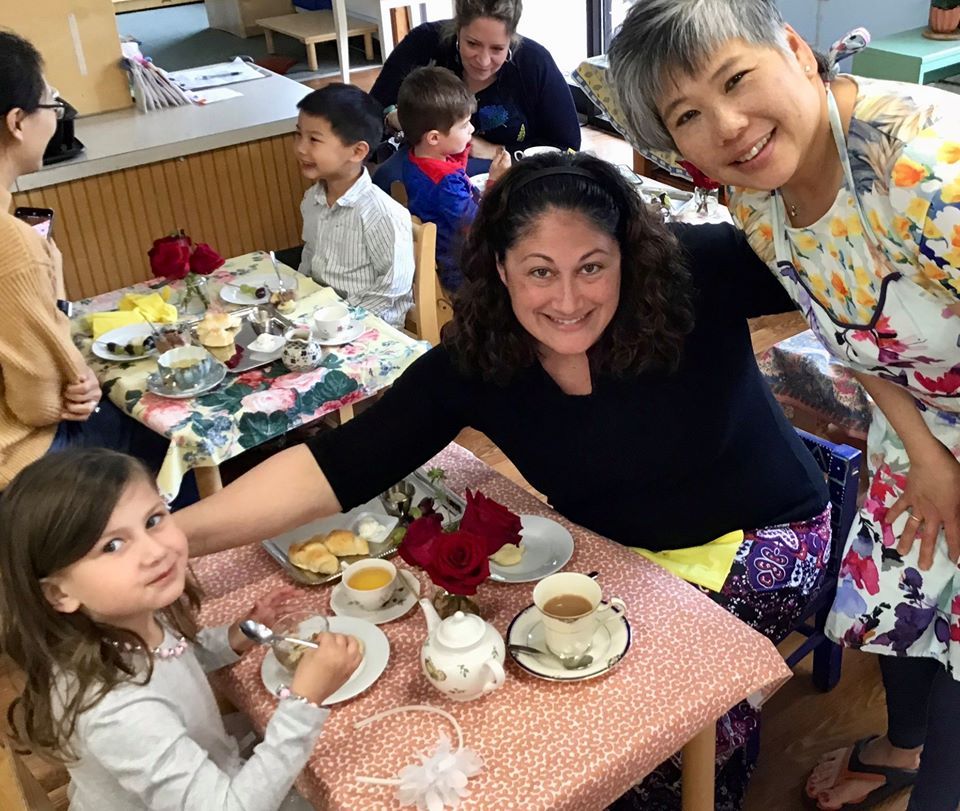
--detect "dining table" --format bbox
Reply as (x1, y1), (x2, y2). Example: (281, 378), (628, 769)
(193, 442), (793, 811)
(72, 251), (428, 501)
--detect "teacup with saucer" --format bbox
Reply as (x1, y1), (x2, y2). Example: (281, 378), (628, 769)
(330, 568), (421, 625)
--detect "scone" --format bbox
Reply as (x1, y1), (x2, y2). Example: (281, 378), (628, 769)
(490, 543), (524, 566)
(288, 536), (339, 574)
(323, 529), (369, 557)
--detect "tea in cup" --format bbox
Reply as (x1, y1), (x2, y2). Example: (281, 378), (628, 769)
(342, 559), (397, 610)
(513, 145), (562, 161)
(313, 303), (351, 342)
(156, 345), (215, 390)
(532, 572), (626, 659)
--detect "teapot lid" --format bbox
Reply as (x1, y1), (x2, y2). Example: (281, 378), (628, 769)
(436, 611), (487, 649)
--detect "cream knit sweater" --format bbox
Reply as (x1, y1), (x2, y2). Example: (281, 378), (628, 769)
(0, 191), (85, 488)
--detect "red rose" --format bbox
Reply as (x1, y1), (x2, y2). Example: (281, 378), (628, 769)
(148, 234), (192, 280)
(678, 160), (720, 191)
(426, 530), (490, 595)
(398, 513), (443, 569)
(459, 489), (522, 556)
(189, 242), (225, 275)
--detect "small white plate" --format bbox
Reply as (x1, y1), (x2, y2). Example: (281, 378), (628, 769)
(92, 323), (158, 362)
(330, 568), (421, 624)
(260, 615), (389, 705)
(506, 602), (631, 682)
(316, 320), (367, 346)
(488, 515), (575, 584)
(219, 271), (299, 305)
(146, 362), (227, 399)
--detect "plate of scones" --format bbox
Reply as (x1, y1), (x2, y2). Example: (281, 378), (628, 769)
(263, 509), (401, 586)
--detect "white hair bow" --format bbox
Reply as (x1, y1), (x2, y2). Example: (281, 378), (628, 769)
(355, 705), (483, 811)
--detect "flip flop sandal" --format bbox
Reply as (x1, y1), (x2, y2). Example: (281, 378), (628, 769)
(802, 736), (918, 810)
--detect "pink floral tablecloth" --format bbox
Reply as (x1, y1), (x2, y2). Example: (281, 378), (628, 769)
(193, 444), (793, 811)
(72, 252), (428, 501)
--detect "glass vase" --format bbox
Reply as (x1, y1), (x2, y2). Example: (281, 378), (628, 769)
(178, 273), (209, 317)
(432, 587), (481, 619)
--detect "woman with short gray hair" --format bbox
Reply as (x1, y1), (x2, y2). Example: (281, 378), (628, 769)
(609, 2), (960, 811)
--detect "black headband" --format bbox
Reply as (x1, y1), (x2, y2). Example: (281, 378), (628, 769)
(509, 166), (598, 193)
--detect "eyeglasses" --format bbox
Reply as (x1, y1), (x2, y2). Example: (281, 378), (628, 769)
(36, 87), (66, 120)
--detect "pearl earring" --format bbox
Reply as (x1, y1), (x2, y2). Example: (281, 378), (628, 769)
(804, 65), (812, 74)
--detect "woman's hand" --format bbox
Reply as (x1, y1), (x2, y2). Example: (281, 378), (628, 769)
(60, 367), (102, 421)
(469, 135), (499, 160)
(291, 632), (363, 706)
(489, 147), (512, 182)
(886, 440), (960, 569)
(228, 585), (301, 654)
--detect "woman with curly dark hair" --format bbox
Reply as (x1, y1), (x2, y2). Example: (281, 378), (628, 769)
(177, 152), (830, 808)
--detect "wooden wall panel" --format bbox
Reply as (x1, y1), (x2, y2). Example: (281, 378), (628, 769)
(13, 134), (311, 300)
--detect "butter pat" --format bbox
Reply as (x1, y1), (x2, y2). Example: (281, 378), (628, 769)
(490, 543), (523, 566)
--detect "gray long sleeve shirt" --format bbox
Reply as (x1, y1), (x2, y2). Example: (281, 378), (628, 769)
(62, 626), (328, 810)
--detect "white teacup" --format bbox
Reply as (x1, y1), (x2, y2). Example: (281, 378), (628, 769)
(533, 572), (626, 659)
(513, 145), (562, 161)
(341, 559), (398, 611)
(313, 303), (351, 342)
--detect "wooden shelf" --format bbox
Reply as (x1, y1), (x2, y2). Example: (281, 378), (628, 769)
(113, 0), (200, 13)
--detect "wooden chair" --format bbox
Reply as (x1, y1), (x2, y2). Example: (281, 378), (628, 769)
(784, 428), (862, 691)
(389, 181), (453, 346)
(0, 727), (55, 811)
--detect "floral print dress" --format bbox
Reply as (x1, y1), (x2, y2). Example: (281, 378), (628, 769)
(732, 76), (960, 677)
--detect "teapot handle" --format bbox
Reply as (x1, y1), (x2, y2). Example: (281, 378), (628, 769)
(482, 658), (506, 693)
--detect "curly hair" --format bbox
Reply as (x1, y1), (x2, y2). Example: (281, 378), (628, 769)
(445, 152), (695, 385)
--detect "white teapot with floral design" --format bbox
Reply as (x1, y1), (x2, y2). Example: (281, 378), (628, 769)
(419, 598), (505, 701)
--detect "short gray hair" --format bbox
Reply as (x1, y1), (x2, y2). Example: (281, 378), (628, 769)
(608, 0), (789, 151)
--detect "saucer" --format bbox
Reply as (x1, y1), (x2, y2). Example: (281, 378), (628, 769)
(260, 615), (389, 705)
(506, 602), (631, 682)
(330, 568), (420, 624)
(488, 515), (574, 583)
(315, 320), (366, 346)
(146, 361), (226, 399)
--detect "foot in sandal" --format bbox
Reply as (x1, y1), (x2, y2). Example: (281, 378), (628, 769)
(805, 735), (919, 810)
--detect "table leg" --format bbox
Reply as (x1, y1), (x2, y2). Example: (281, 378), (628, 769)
(306, 41), (319, 73)
(333, 0), (350, 82)
(680, 721), (716, 811)
(363, 32), (374, 61)
(378, 3), (395, 60)
(263, 29), (275, 54)
(338, 403), (354, 423)
(195, 466), (224, 499)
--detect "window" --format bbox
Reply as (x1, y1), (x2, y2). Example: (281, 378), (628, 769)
(516, 0), (589, 76)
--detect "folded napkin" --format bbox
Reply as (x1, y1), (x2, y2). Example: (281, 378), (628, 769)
(89, 292), (178, 338)
(630, 529), (744, 592)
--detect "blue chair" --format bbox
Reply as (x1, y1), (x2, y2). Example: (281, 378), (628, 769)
(783, 428), (862, 691)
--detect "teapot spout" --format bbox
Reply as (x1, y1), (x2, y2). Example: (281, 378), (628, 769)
(419, 597), (441, 634)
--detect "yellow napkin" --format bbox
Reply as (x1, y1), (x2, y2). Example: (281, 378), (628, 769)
(118, 291), (177, 322)
(88, 292), (178, 339)
(630, 529), (744, 592)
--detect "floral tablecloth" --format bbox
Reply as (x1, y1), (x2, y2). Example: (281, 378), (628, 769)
(757, 330), (872, 440)
(193, 443), (793, 811)
(72, 252), (428, 501)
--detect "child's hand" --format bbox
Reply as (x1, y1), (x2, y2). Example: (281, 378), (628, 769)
(290, 632), (363, 705)
(228, 586), (301, 653)
(489, 148), (512, 182)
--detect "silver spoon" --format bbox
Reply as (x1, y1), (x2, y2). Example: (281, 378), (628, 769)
(508, 643), (594, 670)
(239, 619), (320, 650)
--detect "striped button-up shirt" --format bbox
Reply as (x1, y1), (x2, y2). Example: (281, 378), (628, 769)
(299, 168), (415, 327)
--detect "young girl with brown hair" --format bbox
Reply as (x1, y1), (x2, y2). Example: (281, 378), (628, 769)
(0, 448), (360, 810)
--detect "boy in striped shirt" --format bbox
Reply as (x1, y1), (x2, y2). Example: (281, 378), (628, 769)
(295, 85), (414, 328)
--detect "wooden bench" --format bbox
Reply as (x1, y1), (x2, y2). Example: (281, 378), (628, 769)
(256, 10), (378, 72)
(852, 25), (960, 84)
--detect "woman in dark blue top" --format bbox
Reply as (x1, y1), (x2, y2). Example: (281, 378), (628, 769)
(369, 0), (581, 191)
(180, 153), (830, 810)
